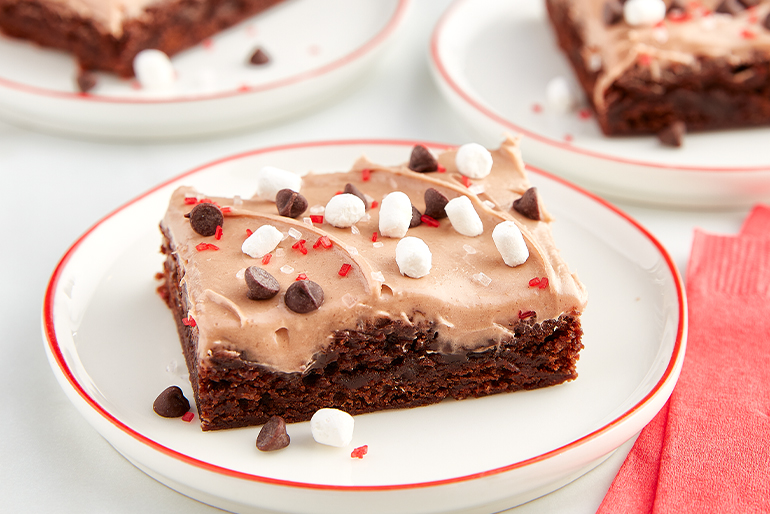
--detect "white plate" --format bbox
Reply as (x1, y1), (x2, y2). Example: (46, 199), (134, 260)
(430, 0), (770, 207)
(0, 0), (408, 140)
(43, 140), (686, 514)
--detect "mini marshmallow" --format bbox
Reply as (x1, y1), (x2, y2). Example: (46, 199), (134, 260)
(242, 225), (283, 258)
(455, 143), (492, 179)
(445, 196), (484, 237)
(310, 408), (354, 447)
(324, 193), (365, 228)
(492, 221), (529, 267)
(254, 166), (302, 202)
(378, 191), (413, 238)
(395, 237), (432, 278)
(623, 0), (666, 26)
(546, 76), (577, 113)
(133, 49), (175, 90)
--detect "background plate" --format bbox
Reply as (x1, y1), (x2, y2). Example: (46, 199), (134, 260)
(43, 140), (686, 514)
(430, 0), (770, 207)
(0, 0), (408, 140)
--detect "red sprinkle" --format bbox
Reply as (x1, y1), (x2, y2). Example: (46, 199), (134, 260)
(195, 242), (219, 251)
(668, 10), (691, 22)
(339, 263), (352, 277)
(262, 253), (272, 265)
(370, 200), (379, 209)
(518, 310), (536, 320)
(296, 273), (308, 281)
(461, 176), (471, 188)
(292, 239), (308, 255)
(182, 316), (196, 327)
(532, 103), (543, 113)
(214, 225), (223, 240)
(335, 190), (343, 195)
(362, 168), (371, 181)
(351, 445), (368, 459)
(741, 29), (756, 40)
(371, 232), (378, 243)
(313, 235), (333, 249)
(528, 277), (541, 287)
(538, 277), (549, 289)
(199, 198), (215, 204)
(420, 215), (440, 227)
(638, 54), (652, 66)
(221, 206), (232, 215)
(437, 164), (447, 173)
(184, 197), (199, 205)
(182, 412), (195, 422)
(246, 228), (254, 237)
(578, 108), (591, 120)
(310, 215), (324, 224)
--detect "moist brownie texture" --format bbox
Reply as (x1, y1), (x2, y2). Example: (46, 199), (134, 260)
(545, 0), (770, 135)
(158, 137), (588, 431)
(0, 0), (285, 76)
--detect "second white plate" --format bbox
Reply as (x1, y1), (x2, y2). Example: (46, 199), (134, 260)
(430, 0), (770, 207)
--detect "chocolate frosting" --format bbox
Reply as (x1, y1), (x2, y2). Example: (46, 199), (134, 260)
(161, 137), (588, 373)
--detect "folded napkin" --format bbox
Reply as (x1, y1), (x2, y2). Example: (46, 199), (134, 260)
(597, 205), (770, 514)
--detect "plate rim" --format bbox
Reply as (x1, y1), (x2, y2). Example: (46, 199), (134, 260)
(430, 0), (770, 173)
(42, 138), (686, 492)
(0, 0), (410, 104)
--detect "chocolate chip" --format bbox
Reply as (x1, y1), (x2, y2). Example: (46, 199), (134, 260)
(344, 183), (368, 209)
(284, 280), (324, 313)
(715, 0), (744, 14)
(153, 386), (190, 418)
(423, 188), (449, 219)
(275, 189), (308, 218)
(245, 266), (280, 300)
(249, 47), (270, 65)
(76, 71), (96, 93)
(512, 187), (541, 221)
(408, 145), (438, 173)
(256, 416), (290, 451)
(602, 0), (624, 25)
(410, 205), (422, 227)
(188, 202), (224, 236)
(657, 121), (686, 147)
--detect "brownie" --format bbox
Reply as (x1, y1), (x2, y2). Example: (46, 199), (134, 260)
(0, 0), (285, 76)
(158, 138), (587, 431)
(545, 0), (770, 136)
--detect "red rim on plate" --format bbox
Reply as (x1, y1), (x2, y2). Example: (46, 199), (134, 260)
(0, 0), (409, 104)
(43, 139), (686, 491)
(430, 0), (770, 173)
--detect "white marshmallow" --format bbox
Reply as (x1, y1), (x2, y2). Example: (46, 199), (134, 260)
(378, 191), (413, 238)
(254, 166), (302, 202)
(241, 225), (283, 258)
(324, 193), (365, 228)
(445, 196), (484, 237)
(133, 49), (175, 90)
(492, 221), (529, 267)
(455, 143), (492, 179)
(545, 76), (577, 113)
(310, 408), (354, 447)
(623, 0), (666, 26)
(395, 237), (432, 278)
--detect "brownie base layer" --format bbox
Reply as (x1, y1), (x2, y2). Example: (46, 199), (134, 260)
(160, 232), (584, 432)
(545, 0), (770, 135)
(0, 0), (284, 76)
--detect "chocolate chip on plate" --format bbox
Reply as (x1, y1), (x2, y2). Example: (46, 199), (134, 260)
(657, 121), (686, 148)
(410, 205), (422, 228)
(512, 187), (541, 221)
(187, 202), (224, 236)
(284, 280), (324, 313)
(715, 0), (744, 15)
(249, 47), (270, 65)
(153, 386), (190, 418)
(245, 266), (280, 300)
(423, 188), (449, 219)
(408, 145), (438, 173)
(256, 415), (291, 451)
(344, 183), (368, 209)
(275, 189), (308, 218)
(76, 71), (97, 93)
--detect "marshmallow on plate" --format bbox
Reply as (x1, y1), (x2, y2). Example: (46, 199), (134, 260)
(455, 143), (493, 179)
(133, 49), (176, 90)
(546, 76), (577, 113)
(395, 237), (432, 278)
(378, 191), (413, 238)
(310, 408), (355, 447)
(254, 166), (302, 202)
(624, 0), (666, 26)
(325, 193), (366, 228)
(492, 221), (529, 267)
(445, 196), (484, 237)
(242, 225), (284, 258)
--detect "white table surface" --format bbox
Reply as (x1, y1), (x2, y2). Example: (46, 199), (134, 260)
(0, 1), (756, 513)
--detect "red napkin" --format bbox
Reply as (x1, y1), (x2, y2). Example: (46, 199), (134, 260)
(597, 205), (770, 514)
